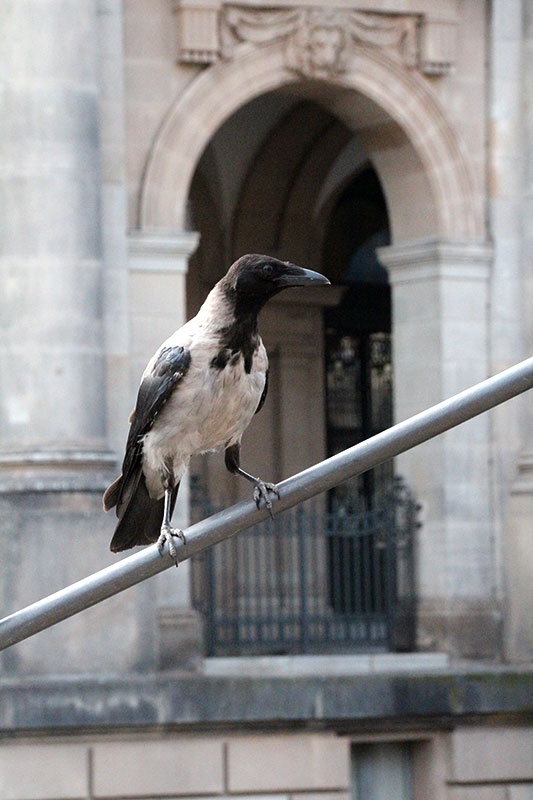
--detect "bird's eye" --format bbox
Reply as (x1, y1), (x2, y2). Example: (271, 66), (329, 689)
(262, 264), (274, 274)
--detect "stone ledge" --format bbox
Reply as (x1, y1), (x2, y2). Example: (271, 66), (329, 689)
(0, 667), (532, 734)
(203, 653), (450, 677)
(0, 449), (117, 493)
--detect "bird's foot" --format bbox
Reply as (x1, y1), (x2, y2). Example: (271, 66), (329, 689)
(157, 524), (186, 565)
(252, 480), (280, 519)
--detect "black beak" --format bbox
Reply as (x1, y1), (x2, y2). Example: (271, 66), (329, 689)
(278, 266), (331, 288)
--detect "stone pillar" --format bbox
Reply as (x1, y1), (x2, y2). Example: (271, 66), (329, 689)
(99, 0), (131, 460)
(0, 0), (112, 488)
(0, 0), (134, 676)
(128, 230), (203, 669)
(379, 239), (497, 658)
(503, 0), (533, 661)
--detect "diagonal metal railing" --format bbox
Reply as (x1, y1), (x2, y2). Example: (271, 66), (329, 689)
(1, 356), (533, 652)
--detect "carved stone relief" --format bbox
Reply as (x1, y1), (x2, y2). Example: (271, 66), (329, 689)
(171, 2), (457, 77)
(221, 7), (418, 78)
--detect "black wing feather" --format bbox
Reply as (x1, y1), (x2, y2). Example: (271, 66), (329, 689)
(104, 346), (191, 514)
(120, 346), (191, 491)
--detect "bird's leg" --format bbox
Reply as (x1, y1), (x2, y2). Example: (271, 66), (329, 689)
(157, 459), (185, 564)
(224, 443), (279, 519)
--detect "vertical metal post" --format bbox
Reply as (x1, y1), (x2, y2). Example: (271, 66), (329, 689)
(297, 504), (309, 653)
(206, 547), (216, 657)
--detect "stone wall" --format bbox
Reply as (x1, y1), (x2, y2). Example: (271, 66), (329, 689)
(1, 724), (533, 800)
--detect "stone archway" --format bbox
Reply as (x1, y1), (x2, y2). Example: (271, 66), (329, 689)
(139, 38), (482, 243)
(136, 17), (497, 658)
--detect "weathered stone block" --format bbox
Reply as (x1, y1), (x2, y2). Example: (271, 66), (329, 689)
(0, 743), (88, 800)
(227, 734), (350, 793)
(92, 738), (224, 797)
(451, 726), (533, 782)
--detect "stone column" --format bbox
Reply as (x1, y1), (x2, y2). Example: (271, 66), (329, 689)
(99, 0), (131, 460)
(0, 0), (136, 677)
(503, 0), (533, 660)
(379, 239), (497, 658)
(0, 0), (112, 489)
(128, 229), (203, 669)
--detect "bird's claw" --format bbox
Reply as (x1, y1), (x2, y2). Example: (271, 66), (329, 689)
(253, 480), (280, 519)
(157, 524), (186, 565)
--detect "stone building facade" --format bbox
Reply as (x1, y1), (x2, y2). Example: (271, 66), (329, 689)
(1, 0), (533, 797)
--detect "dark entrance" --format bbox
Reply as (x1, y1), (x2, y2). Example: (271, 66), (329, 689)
(323, 167), (394, 617)
(189, 157), (417, 656)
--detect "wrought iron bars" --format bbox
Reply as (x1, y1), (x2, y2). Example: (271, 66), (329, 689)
(191, 478), (418, 656)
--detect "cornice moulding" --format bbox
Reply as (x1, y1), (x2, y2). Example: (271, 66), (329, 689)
(377, 239), (493, 283)
(128, 230), (200, 273)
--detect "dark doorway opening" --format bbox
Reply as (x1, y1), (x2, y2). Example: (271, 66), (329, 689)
(324, 166), (392, 509)
(323, 167), (394, 618)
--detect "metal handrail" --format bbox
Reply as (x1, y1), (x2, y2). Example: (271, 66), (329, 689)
(1, 356), (533, 652)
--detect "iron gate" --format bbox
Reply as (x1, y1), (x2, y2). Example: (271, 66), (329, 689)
(191, 477), (418, 656)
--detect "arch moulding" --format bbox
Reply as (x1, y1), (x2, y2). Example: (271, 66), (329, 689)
(140, 40), (483, 243)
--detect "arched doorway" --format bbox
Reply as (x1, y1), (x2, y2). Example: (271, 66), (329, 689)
(138, 34), (491, 657)
(184, 89), (416, 654)
(140, 41), (481, 239)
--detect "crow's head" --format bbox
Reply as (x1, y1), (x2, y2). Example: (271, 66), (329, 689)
(222, 254), (330, 316)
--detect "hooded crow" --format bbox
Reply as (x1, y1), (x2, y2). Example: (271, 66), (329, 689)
(103, 254), (330, 561)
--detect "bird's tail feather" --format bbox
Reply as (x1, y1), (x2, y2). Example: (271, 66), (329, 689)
(103, 475), (122, 512)
(107, 468), (179, 552)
